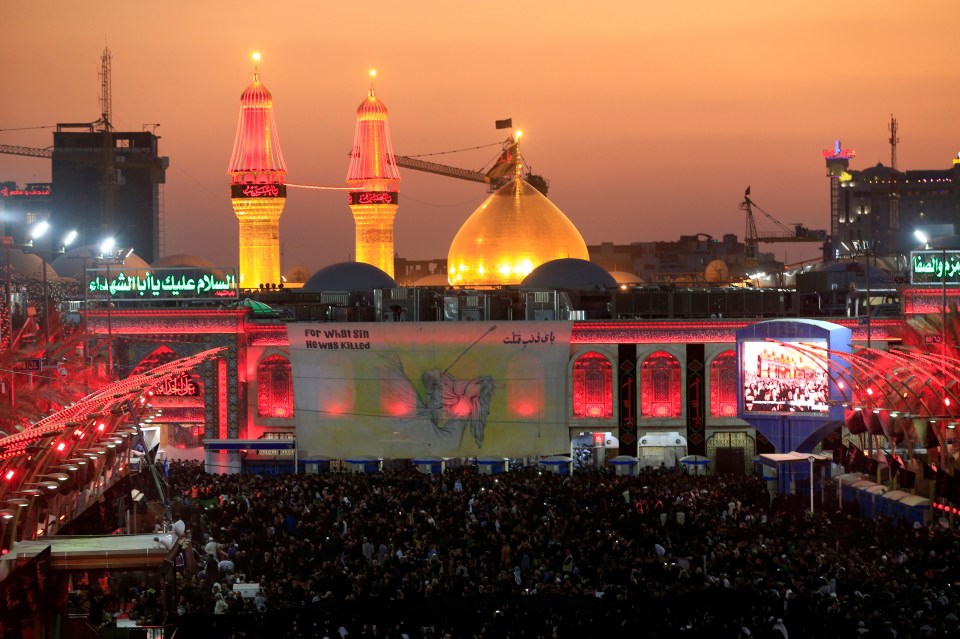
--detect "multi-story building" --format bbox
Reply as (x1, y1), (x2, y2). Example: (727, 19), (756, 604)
(589, 233), (779, 284)
(52, 125), (167, 262)
(828, 152), (960, 259)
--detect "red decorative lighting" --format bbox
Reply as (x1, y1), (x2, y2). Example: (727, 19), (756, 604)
(572, 352), (613, 419)
(257, 355), (293, 418)
(710, 350), (737, 417)
(217, 359), (228, 439)
(228, 52), (287, 178)
(641, 351), (682, 418)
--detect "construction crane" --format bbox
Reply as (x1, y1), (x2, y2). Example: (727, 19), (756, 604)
(2, 48), (114, 163)
(0, 48), (168, 259)
(740, 187), (828, 260)
(0, 144), (52, 159)
(394, 134), (550, 195)
(96, 47), (119, 232)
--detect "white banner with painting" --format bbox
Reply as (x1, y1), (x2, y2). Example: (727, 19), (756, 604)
(289, 321), (572, 459)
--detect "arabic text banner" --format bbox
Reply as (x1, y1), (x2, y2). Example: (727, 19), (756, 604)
(87, 267), (239, 300)
(289, 322), (573, 459)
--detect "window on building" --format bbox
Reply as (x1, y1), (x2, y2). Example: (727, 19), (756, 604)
(710, 350), (738, 417)
(257, 355), (293, 418)
(641, 351), (681, 418)
(572, 352), (613, 419)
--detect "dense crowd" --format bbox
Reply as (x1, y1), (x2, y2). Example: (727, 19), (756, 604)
(138, 461), (960, 638)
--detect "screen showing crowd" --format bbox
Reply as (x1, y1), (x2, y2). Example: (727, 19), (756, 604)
(741, 340), (829, 414)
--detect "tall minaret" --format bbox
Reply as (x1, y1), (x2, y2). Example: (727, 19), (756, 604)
(346, 70), (400, 277)
(228, 52), (288, 289)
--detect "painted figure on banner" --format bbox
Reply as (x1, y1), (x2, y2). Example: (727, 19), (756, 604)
(381, 353), (495, 449)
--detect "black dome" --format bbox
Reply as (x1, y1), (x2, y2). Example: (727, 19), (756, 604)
(520, 258), (617, 290)
(300, 262), (397, 293)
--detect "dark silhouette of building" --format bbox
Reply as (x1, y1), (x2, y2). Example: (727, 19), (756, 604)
(828, 154), (960, 259)
(52, 125), (167, 262)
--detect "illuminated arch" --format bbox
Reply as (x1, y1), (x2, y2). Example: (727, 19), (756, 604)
(710, 350), (738, 417)
(641, 351), (681, 418)
(257, 355), (293, 418)
(572, 352), (613, 419)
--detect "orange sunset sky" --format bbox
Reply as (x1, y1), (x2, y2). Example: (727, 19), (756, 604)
(3, 1), (960, 273)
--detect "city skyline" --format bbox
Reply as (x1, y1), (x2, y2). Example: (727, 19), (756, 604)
(3, 1), (960, 275)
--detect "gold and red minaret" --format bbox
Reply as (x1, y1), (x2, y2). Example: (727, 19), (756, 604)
(228, 52), (288, 289)
(346, 70), (401, 277)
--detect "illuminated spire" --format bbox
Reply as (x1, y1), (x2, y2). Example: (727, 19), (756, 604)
(228, 51), (287, 180)
(346, 70), (400, 186)
(347, 71), (400, 277)
(229, 52), (287, 290)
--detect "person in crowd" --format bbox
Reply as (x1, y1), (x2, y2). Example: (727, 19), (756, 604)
(146, 460), (959, 638)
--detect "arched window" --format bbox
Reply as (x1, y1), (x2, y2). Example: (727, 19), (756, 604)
(641, 351), (681, 418)
(572, 352), (613, 419)
(710, 350), (738, 417)
(257, 355), (293, 418)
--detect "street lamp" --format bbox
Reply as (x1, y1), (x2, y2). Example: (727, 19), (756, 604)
(95, 237), (130, 378)
(915, 229), (949, 467)
(26, 223), (77, 364)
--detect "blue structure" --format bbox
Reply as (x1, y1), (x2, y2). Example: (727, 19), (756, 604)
(412, 457), (446, 474)
(476, 457), (509, 475)
(539, 455), (573, 475)
(841, 474), (932, 526)
(738, 320), (850, 496)
(345, 457), (382, 474)
(608, 455), (640, 476)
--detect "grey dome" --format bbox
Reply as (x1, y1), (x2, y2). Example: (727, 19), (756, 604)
(4, 249), (57, 279)
(520, 258), (617, 290)
(300, 262), (397, 293)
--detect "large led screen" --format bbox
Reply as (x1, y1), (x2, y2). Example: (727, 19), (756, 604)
(741, 340), (829, 414)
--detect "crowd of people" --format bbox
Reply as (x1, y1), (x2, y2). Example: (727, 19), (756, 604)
(127, 460), (960, 638)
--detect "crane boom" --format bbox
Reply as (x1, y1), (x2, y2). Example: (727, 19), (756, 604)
(393, 155), (499, 185)
(0, 144), (52, 159)
(394, 136), (518, 190)
(740, 187), (827, 252)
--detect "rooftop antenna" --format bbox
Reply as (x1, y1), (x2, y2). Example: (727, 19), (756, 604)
(888, 114), (899, 171)
(97, 47), (112, 132)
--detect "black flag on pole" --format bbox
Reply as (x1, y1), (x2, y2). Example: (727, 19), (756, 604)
(495, 118), (513, 129)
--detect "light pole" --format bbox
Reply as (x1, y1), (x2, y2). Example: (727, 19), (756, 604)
(916, 230), (949, 468)
(96, 238), (129, 378)
(25, 223), (77, 364)
(808, 455), (816, 514)
(28, 222), (52, 364)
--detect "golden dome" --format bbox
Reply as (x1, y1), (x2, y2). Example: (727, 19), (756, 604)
(447, 177), (588, 287)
